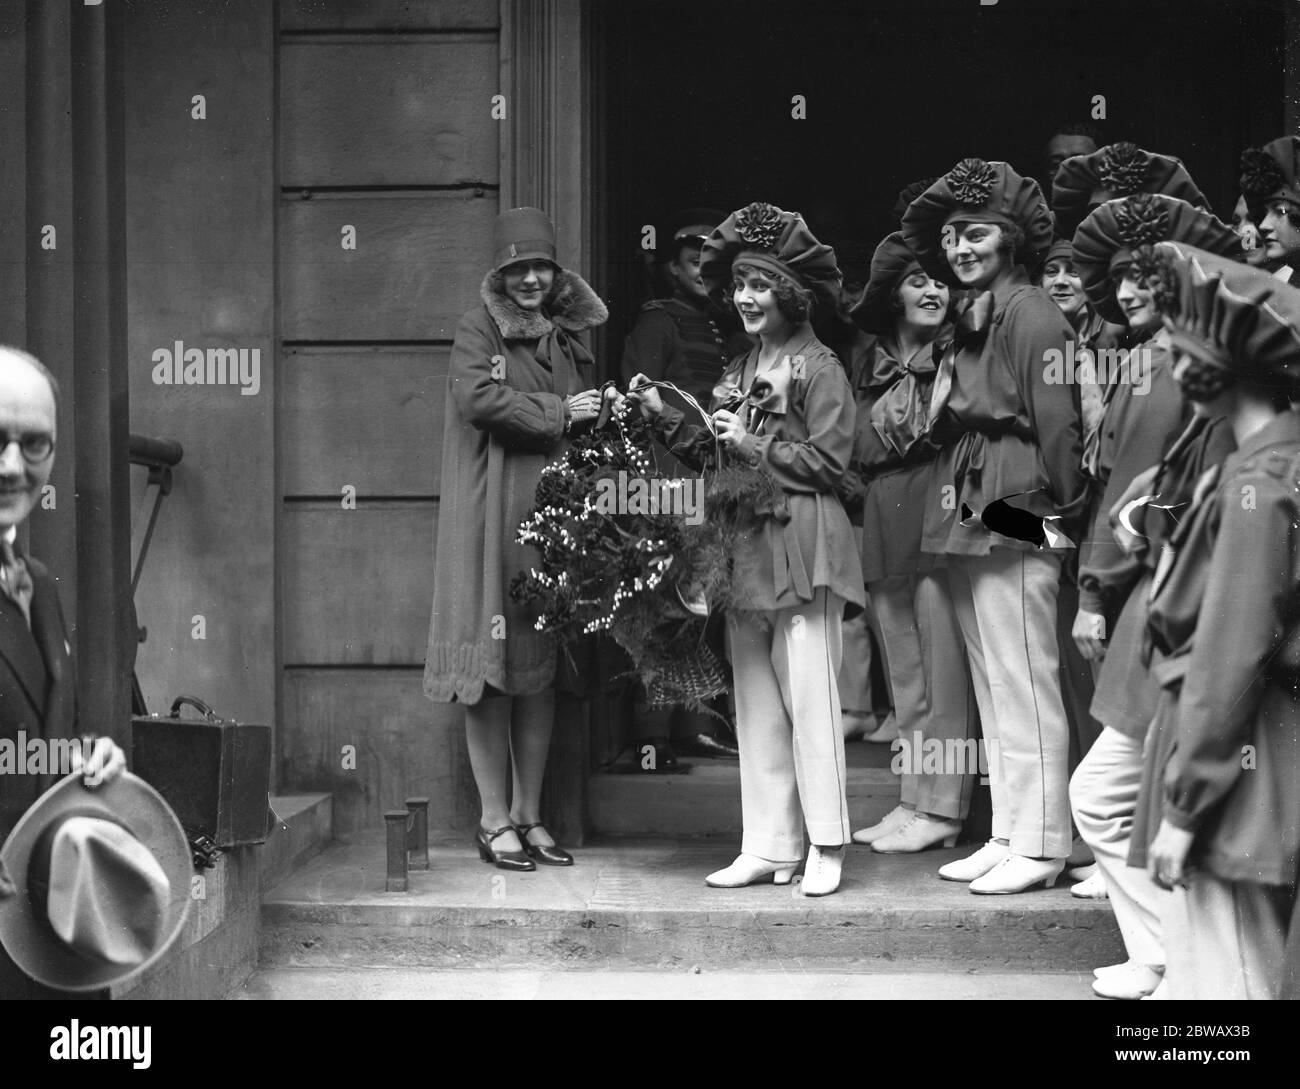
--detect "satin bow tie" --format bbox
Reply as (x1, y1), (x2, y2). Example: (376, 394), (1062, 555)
(713, 353), (795, 429)
(870, 344), (941, 458)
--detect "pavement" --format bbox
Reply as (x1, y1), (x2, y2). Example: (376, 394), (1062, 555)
(256, 837), (1124, 979)
(235, 966), (1096, 1000)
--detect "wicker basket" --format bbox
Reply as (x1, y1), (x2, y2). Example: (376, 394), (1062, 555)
(644, 639), (731, 708)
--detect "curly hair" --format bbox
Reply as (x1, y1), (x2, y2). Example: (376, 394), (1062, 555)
(731, 262), (815, 324)
(1175, 353), (1235, 403)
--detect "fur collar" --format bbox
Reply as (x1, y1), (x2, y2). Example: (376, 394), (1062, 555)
(480, 268), (609, 340)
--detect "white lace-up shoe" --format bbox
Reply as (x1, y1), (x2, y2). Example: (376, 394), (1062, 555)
(937, 838), (1010, 882)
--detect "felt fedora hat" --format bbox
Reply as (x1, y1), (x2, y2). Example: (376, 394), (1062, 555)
(0, 771), (191, 993)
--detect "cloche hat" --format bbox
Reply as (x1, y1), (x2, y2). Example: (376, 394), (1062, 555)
(492, 207), (559, 273)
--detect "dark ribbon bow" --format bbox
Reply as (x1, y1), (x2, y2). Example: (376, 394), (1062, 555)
(870, 345), (940, 458)
(926, 292), (995, 428)
(712, 354), (795, 435)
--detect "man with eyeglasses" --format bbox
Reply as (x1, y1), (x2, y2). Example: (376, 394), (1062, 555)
(0, 345), (126, 997)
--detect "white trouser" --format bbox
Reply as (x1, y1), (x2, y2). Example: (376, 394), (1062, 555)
(947, 549), (1072, 859)
(727, 588), (851, 860)
(1165, 875), (1292, 999)
(1069, 726), (1169, 965)
(872, 571), (978, 820)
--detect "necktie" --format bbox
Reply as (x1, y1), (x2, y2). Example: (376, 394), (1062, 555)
(0, 538), (34, 628)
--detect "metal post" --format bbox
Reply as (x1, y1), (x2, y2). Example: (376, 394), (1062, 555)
(405, 797), (429, 871)
(384, 810), (409, 892)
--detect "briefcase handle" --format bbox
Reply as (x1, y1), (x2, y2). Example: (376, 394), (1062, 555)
(168, 695), (222, 723)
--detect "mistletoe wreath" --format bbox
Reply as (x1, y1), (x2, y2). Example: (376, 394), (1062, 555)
(509, 381), (781, 711)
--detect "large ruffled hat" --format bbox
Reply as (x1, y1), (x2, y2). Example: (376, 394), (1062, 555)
(1239, 136), (1300, 213)
(1070, 194), (1239, 324)
(699, 201), (842, 314)
(891, 177), (938, 222)
(1051, 142), (1209, 238)
(901, 158), (1055, 284)
(1139, 240), (1300, 395)
(850, 232), (927, 334)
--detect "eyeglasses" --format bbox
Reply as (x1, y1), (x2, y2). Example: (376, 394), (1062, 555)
(0, 431), (55, 464)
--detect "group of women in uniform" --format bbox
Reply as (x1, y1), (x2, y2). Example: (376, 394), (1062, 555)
(426, 136), (1300, 1001)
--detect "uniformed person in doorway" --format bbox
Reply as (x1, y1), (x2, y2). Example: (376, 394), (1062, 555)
(618, 211), (746, 768)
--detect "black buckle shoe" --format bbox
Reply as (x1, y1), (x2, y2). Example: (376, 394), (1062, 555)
(515, 822), (574, 866)
(475, 824), (535, 871)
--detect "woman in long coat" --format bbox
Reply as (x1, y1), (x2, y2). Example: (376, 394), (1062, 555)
(424, 207), (608, 869)
(629, 202), (864, 896)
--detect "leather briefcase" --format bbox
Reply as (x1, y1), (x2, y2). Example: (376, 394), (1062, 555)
(131, 696), (273, 849)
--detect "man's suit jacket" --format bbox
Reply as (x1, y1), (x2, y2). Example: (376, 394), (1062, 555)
(0, 553), (76, 843)
(0, 551), (81, 999)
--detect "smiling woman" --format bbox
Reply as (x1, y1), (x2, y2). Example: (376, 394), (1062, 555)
(901, 159), (1085, 894)
(423, 207), (609, 872)
(627, 202), (864, 896)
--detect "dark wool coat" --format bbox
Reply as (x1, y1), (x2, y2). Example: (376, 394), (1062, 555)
(423, 269), (606, 705)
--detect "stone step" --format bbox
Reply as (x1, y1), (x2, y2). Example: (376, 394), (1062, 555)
(261, 792), (334, 893)
(233, 966), (1094, 1000)
(589, 741), (901, 837)
(118, 792), (333, 1000)
(259, 838), (1123, 974)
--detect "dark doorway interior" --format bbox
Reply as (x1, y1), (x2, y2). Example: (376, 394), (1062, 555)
(596, 0), (1285, 361)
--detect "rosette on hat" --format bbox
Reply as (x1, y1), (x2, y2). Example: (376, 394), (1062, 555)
(1239, 136), (1300, 213)
(850, 232), (925, 334)
(1142, 240), (1300, 395)
(1052, 142), (1209, 238)
(1070, 194), (1239, 325)
(699, 201), (842, 315)
(901, 158), (1054, 285)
